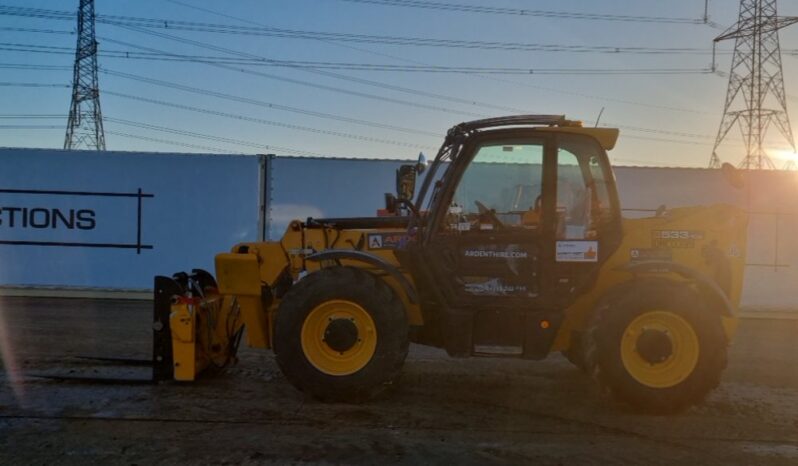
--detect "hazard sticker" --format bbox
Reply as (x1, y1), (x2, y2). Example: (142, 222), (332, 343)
(556, 241), (598, 262)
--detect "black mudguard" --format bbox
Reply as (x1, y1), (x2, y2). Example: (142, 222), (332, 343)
(619, 261), (736, 317)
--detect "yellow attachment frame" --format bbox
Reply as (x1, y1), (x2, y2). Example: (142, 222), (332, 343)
(169, 294), (245, 381)
(215, 253), (271, 348)
(170, 300), (198, 381)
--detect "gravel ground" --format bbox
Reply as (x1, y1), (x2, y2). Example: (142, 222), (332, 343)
(1, 297), (797, 465)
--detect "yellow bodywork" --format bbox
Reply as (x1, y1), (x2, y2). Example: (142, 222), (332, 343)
(168, 293), (244, 381)
(169, 301), (198, 381)
(215, 221), (423, 348)
(165, 118), (744, 379)
(552, 203), (748, 351)
(187, 203), (746, 363)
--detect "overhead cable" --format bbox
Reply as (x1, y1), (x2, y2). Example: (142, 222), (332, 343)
(0, 5), (728, 55)
(100, 68), (440, 138)
(109, 26), (723, 140)
(0, 42), (715, 75)
(162, 0), (714, 117)
(333, 0), (706, 24)
(103, 90), (438, 150)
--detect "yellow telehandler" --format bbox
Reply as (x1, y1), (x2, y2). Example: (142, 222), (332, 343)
(151, 115), (747, 413)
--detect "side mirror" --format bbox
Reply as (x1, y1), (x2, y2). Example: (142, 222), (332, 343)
(416, 152), (428, 174)
(396, 164), (416, 201)
(721, 162), (745, 189)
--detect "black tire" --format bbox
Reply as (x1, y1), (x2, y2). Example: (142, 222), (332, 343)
(584, 281), (727, 414)
(273, 267), (409, 402)
(562, 333), (588, 372)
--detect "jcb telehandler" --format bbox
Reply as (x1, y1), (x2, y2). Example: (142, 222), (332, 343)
(152, 115), (747, 413)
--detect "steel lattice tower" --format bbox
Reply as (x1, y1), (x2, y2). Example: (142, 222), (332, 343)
(64, 0), (105, 151)
(710, 0), (796, 169)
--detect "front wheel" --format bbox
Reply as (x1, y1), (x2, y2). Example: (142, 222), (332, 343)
(274, 267), (409, 402)
(585, 282), (728, 414)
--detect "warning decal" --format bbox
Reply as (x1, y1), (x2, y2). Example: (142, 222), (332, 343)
(556, 241), (599, 263)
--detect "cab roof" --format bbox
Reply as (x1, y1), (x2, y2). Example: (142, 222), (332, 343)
(450, 115), (620, 151)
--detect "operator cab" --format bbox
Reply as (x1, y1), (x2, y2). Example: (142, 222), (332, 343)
(403, 116), (622, 358)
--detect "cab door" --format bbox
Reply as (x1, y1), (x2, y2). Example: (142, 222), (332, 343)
(550, 134), (622, 307)
(412, 132), (621, 358)
(419, 136), (558, 357)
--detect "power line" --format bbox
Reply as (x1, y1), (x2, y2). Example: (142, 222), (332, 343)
(0, 113), (402, 157)
(0, 112), (746, 150)
(0, 5), (73, 20)
(603, 122), (715, 140)
(105, 130), (237, 154)
(112, 25), (723, 137)
(610, 157), (705, 167)
(100, 27), (490, 118)
(0, 41), (715, 75)
(163, 0), (716, 118)
(0, 3), (708, 25)
(99, 26), (725, 144)
(5, 9), (787, 60)
(102, 90), (438, 150)
(333, 0), (707, 24)
(105, 33), (517, 115)
(0, 8), (732, 147)
(0, 125), (62, 129)
(1, 17), (720, 114)
(109, 28), (722, 141)
(0, 82), (69, 88)
(0, 63), (71, 71)
(0, 5), (727, 56)
(104, 118), (331, 157)
(0, 114), (64, 118)
(100, 17), (711, 54)
(0, 54), (723, 145)
(0, 27), (73, 35)
(100, 68), (439, 138)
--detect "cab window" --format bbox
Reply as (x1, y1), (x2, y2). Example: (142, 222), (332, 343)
(557, 136), (614, 239)
(447, 141), (544, 232)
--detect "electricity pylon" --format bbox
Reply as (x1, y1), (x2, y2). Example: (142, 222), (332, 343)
(710, 0), (797, 169)
(64, 0), (105, 151)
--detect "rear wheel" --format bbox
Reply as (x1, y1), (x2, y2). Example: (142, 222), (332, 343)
(585, 282), (727, 413)
(274, 267), (409, 402)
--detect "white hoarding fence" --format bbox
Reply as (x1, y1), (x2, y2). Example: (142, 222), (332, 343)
(0, 148), (264, 291)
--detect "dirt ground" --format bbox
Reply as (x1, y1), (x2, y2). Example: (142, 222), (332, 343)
(0, 297), (797, 465)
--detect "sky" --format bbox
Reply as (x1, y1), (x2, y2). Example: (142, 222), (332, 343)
(0, 0), (797, 168)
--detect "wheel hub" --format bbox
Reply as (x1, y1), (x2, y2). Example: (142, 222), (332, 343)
(301, 299), (378, 376)
(636, 328), (673, 364)
(323, 318), (359, 353)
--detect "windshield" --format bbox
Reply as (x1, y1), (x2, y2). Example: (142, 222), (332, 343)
(448, 140), (544, 229)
